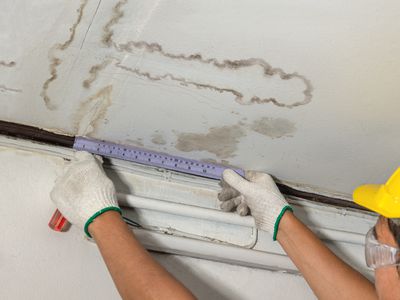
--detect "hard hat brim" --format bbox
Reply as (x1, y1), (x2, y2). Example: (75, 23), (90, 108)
(353, 184), (380, 211)
(353, 184), (400, 218)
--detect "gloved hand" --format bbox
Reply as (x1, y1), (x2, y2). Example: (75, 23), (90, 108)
(50, 151), (121, 237)
(218, 169), (292, 240)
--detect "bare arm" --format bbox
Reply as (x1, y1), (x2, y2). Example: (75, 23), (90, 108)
(89, 211), (196, 300)
(277, 211), (378, 300)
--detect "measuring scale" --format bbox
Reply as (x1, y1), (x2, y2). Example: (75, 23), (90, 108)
(49, 136), (244, 231)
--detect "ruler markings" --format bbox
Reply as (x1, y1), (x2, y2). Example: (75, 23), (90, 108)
(73, 137), (244, 180)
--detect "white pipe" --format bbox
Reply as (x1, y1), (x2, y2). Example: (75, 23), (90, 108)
(117, 192), (256, 227)
(132, 228), (299, 274)
(118, 192), (365, 245)
(309, 226), (365, 245)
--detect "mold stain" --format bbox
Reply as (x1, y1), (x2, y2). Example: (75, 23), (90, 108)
(41, 0), (89, 110)
(102, 0), (128, 47)
(115, 41), (313, 108)
(83, 58), (112, 88)
(175, 125), (245, 159)
(0, 84), (22, 94)
(74, 85), (113, 135)
(249, 117), (296, 138)
(151, 133), (166, 145)
(0, 61), (16, 68)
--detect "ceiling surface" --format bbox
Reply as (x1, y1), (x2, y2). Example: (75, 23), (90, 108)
(1, 0), (399, 195)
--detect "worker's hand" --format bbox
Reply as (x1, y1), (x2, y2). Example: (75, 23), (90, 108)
(50, 151), (121, 237)
(218, 170), (292, 240)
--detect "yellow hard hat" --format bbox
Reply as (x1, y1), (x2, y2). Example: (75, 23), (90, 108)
(353, 168), (400, 218)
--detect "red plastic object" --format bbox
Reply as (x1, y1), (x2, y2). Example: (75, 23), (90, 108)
(48, 209), (69, 232)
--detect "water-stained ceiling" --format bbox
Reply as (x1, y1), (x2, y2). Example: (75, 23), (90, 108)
(1, 0), (399, 195)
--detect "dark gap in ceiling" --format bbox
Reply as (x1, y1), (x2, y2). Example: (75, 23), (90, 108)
(0, 120), (369, 213)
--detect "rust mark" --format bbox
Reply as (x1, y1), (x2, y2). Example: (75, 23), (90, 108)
(0, 84), (22, 94)
(102, 0), (128, 47)
(83, 58), (112, 88)
(74, 85), (113, 135)
(0, 61), (16, 68)
(41, 0), (89, 110)
(115, 41), (313, 108)
(175, 124), (245, 159)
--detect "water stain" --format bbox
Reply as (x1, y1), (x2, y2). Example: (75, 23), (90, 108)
(115, 61), (244, 98)
(102, 0), (128, 47)
(126, 138), (144, 147)
(83, 58), (112, 88)
(41, 0), (88, 110)
(175, 125), (245, 159)
(201, 158), (234, 168)
(41, 57), (61, 110)
(0, 84), (22, 94)
(0, 61), (16, 68)
(151, 133), (166, 145)
(74, 85), (113, 135)
(85, 2), (312, 109)
(250, 117), (296, 138)
(201, 158), (219, 164)
(115, 41), (313, 108)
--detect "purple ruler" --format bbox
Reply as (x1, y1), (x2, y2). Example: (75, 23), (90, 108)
(73, 137), (244, 180)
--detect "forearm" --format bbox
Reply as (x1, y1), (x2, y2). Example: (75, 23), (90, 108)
(89, 211), (196, 300)
(277, 212), (377, 300)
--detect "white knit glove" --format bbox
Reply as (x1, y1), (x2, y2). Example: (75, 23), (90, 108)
(50, 151), (121, 237)
(218, 169), (292, 240)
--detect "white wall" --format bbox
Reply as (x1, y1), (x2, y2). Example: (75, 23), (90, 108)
(1, 0), (400, 195)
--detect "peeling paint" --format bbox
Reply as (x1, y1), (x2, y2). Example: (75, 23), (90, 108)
(250, 117), (296, 138)
(151, 133), (166, 145)
(115, 41), (313, 108)
(175, 125), (245, 159)
(83, 58), (112, 88)
(41, 0), (89, 110)
(0, 61), (16, 68)
(102, 0), (128, 47)
(74, 85), (113, 135)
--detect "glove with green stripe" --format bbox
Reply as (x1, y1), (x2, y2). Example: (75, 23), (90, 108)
(219, 169), (292, 240)
(50, 151), (121, 237)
